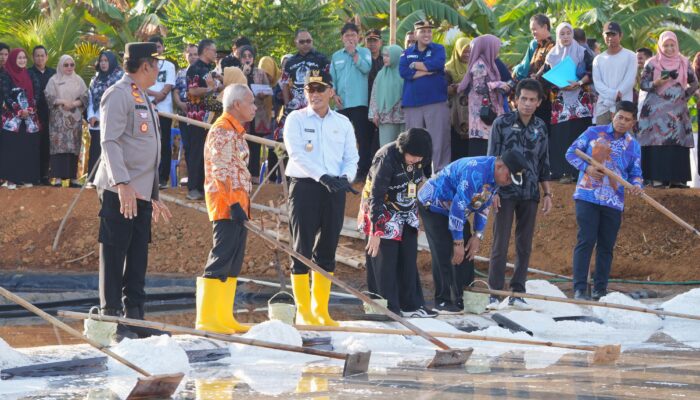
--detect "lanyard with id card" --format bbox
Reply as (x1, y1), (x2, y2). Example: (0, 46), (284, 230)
(407, 182), (417, 198)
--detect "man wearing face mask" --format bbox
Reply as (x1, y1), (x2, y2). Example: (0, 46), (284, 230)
(487, 79), (553, 310)
(94, 42), (173, 340)
(283, 69), (359, 327)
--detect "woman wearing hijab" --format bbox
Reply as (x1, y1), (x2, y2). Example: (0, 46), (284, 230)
(446, 37), (471, 159)
(236, 45), (270, 178)
(45, 54), (88, 187)
(257, 56), (285, 182)
(0, 48), (41, 189)
(542, 22), (594, 182)
(457, 34), (511, 156)
(638, 31), (698, 188)
(358, 128), (436, 317)
(87, 50), (123, 183)
(368, 45), (404, 146)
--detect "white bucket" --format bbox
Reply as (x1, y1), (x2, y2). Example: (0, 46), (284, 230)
(463, 280), (490, 314)
(362, 291), (388, 314)
(267, 291), (296, 325)
(83, 306), (116, 346)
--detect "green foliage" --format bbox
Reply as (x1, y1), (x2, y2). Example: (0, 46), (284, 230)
(162, 0), (343, 66)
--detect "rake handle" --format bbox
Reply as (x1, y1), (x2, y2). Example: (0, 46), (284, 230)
(468, 287), (700, 322)
(58, 311), (349, 361)
(574, 149), (700, 237)
(243, 221), (454, 350)
(158, 111), (282, 149)
(294, 324), (606, 352)
(0, 286), (151, 377)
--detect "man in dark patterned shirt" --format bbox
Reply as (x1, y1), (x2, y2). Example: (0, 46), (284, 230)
(487, 79), (553, 310)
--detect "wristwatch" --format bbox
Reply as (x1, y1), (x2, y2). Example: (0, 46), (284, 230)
(544, 192), (553, 198)
(475, 232), (484, 240)
(409, 62), (416, 70)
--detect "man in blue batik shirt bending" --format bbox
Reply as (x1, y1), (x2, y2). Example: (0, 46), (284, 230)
(418, 151), (528, 314)
(566, 100), (644, 301)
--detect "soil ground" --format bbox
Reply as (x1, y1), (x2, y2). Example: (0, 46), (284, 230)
(1, 182), (699, 289)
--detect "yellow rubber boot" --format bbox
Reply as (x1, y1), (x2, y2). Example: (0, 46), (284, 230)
(195, 277), (236, 334)
(311, 271), (339, 326)
(219, 277), (249, 333)
(292, 273), (319, 325)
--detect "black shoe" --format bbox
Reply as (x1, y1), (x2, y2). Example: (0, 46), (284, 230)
(574, 290), (591, 301)
(401, 306), (438, 318)
(114, 323), (138, 342)
(186, 189), (204, 200)
(123, 306), (170, 339)
(507, 296), (532, 310)
(486, 296), (500, 311)
(591, 289), (607, 301)
(159, 182), (169, 190)
(432, 302), (463, 315)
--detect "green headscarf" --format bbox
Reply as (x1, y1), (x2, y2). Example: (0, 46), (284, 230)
(373, 44), (404, 114)
(445, 37), (471, 83)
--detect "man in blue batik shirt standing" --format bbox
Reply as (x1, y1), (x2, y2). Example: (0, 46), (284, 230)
(399, 20), (451, 174)
(418, 151), (528, 314)
(566, 101), (644, 301)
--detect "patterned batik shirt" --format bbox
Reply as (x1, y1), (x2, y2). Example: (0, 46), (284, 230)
(488, 111), (551, 201)
(565, 124), (643, 211)
(417, 156), (498, 240)
(186, 59), (213, 122)
(204, 112), (251, 221)
(358, 143), (424, 241)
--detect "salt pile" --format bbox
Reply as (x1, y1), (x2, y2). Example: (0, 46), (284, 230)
(661, 288), (700, 348)
(525, 280), (582, 316)
(593, 292), (662, 330)
(229, 321), (311, 395)
(0, 337), (30, 369)
(106, 335), (190, 375)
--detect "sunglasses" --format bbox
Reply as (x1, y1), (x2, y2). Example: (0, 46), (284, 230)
(306, 85), (327, 93)
(64, 63), (75, 67)
(297, 39), (312, 45)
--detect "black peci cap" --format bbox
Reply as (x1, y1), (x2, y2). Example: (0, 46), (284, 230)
(304, 69), (333, 88)
(501, 150), (529, 186)
(124, 42), (165, 61)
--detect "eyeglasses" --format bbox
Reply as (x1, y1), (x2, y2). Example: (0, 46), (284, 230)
(297, 39), (313, 45)
(306, 85), (327, 93)
(64, 63), (75, 67)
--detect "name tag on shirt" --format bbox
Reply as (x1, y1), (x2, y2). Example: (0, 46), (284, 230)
(335, 60), (345, 65)
(407, 54), (419, 59)
(407, 183), (417, 198)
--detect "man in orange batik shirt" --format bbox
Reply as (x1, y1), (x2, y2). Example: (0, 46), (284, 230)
(196, 83), (257, 334)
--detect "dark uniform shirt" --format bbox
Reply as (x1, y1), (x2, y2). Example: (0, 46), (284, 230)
(488, 111), (551, 201)
(186, 59), (213, 121)
(28, 66), (56, 125)
(281, 50), (330, 117)
(368, 54), (384, 97)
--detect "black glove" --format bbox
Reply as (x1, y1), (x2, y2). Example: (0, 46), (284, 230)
(319, 174), (342, 193)
(230, 203), (248, 223)
(336, 176), (359, 195)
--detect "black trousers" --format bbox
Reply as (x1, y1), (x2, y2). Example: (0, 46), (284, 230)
(158, 116), (173, 184)
(88, 128), (101, 182)
(288, 178), (345, 274)
(98, 190), (152, 311)
(488, 198), (539, 293)
(39, 125), (50, 180)
(339, 106), (374, 178)
(187, 125), (206, 192)
(365, 226), (424, 313)
(419, 205), (474, 305)
(203, 219), (248, 281)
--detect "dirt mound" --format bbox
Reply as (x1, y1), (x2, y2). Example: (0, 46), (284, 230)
(0, 183), (699, 285)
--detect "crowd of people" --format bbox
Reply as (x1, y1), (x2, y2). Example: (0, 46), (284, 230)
(1, 14), (700, 336)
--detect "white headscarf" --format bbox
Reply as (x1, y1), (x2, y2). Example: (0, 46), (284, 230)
(51, 55), (88, 102)
(546, 23), (586, 105)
